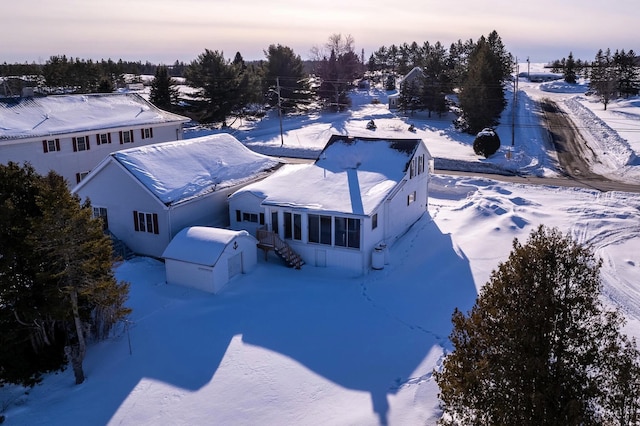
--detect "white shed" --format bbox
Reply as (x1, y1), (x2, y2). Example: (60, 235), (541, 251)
(162, 227), (258, 294)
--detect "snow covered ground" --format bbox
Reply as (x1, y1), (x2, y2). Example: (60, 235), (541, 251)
(4, 65), (640, 425)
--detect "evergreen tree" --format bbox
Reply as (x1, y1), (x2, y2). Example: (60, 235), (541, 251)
(184, 49), (246, 124)
(591, 48), (617, 110)
(263, 44), (311, 113)
(420, 41), (450, 117)
(149, 65), (179, 110)
(97, 77), (114, 93)
(614, 49), (640, 98)
(0, 163), (130, 386)
(0, 163), (66, 386)
(397, 78), (420, 114)
(564, 52), (577, 84)
(435, 225), (640, 425)
(458, 37), (506, 133)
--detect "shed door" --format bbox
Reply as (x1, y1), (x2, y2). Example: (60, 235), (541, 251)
(228, 253), (243, 278)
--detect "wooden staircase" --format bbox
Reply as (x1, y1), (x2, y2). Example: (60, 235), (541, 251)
(108, 231), (135, 261)
(257, 229), (304, 269)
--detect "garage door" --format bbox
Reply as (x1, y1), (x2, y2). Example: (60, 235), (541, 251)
(228, 253), (242, 279)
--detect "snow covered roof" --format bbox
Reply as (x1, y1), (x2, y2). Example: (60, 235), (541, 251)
(110, 133), (282, 205)
(0, 93), (189, 141)
(162, 226), (254, 265)
(232, 135), (426, 216)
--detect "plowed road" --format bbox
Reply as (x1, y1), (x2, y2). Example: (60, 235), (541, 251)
(438, 100), (640, 194)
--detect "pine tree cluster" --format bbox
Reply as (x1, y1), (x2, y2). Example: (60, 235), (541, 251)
(0, 163), (131, 386)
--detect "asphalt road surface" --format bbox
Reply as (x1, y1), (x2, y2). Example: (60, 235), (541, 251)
(439, 100), (640, 194)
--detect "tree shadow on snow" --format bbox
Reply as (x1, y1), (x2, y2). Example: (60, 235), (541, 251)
(23, 215), (476, 426)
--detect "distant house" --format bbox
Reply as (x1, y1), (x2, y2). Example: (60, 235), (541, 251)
(389, 67), (425, 109)
(0, 93), (189, 186)
(228, 135), (433, 275)
(73, 133), (282, 259)
(162, 227), (258, 294)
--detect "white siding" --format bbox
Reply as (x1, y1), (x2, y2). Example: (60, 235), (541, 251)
(1, 123), (184, 188)
(74, 160), (170, 258)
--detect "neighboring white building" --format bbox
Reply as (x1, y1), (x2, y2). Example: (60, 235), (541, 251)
(162, 227), (258, 294)
(0, 93), (190, 186)
(229, 134), (433, 275)
(388, 67), (425, 110)
(73, 133), (282, 259)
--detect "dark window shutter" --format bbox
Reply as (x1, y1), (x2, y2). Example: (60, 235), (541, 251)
(96, 134), (100, 145)
(107, 133), (112, 144)
(141, 129), (145, 139)
(133, 210), (139, 231)
(259, 213), (265, 225)
(42, 140), (48, 153)
(55, 139), (60, 151)
(152, 213), (159, 234)
(86, 137), (90, 150)
(76, 173), (81, 184)
(72, 137), (78, 152)
(149, 127), (153, 138)
(236, 210), (241, 222)
(119, 131), (123, 144)
(130, 130), (134, 143)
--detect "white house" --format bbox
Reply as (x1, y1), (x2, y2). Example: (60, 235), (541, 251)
(228, 134), (433, 275)
(0, 93), (190, 186)
(388, 67), (425, 110)
(72, 133), (282, 259)
(162, 226), (258, 294)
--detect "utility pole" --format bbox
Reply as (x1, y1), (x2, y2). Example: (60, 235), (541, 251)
(512, 58), (518, 149)
(276, 77), (284, 146)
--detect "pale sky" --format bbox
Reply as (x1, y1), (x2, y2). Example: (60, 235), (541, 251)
(2, 0), (637, 65)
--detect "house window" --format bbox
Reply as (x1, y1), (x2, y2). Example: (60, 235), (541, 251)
(73, 136), (90, 152)
(335, 217), (360, 249)
(284, 212), (302, 241)
(308, 214), (332, 245)
(242, 212), (259, 223)
(271, 211), (279, 233)
(372, 213), (378, 230)
(133, 210), (159, 234)
(141, 128), (154, 139)
(75, 171), (90, 184)
(96, 133), (111, 145)
(408, 191), (416, 205)
(92, 207), (109, 230)
(42, 139), (60, 153)
(120, 130), (134, 144)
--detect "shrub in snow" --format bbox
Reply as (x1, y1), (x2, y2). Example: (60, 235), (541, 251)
(473, 128), (501, 158)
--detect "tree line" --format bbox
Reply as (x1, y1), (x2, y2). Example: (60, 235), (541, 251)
(551, 48), (639, 110)
(2, 31), (513, 134)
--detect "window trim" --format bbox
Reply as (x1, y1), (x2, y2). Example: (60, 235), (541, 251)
(96, 132), (112, 145)
(308, 214), (332, 245)
(42, 138), (60, 153)
(141, 127), (154, 139)
(72, 135), (90, 152)
(120, 130), (135, 144)
(335, 216), (361, 249)
(133, 210), (159, 234)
